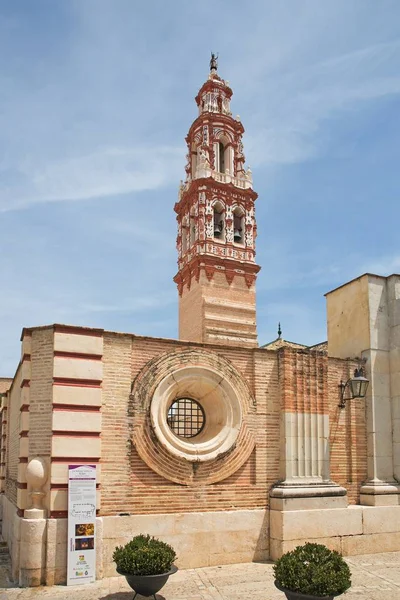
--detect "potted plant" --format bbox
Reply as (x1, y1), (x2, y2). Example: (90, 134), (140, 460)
(274, 543), (351, 600)
(113, 534), (177, 599)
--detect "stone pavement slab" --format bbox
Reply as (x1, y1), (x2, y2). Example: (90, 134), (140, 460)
(0, 552), (399, 600)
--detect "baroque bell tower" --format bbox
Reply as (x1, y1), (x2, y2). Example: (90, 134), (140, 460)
(174, 55), (260, 347)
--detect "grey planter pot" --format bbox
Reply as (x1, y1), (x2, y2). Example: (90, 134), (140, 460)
(118, 565), (178, 599)
(274, 581), (339, 600)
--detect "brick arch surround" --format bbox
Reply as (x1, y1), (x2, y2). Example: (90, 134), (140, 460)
(130, 348), (257, 485)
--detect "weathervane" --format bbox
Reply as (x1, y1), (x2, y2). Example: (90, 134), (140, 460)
(210, 52), (218, 72)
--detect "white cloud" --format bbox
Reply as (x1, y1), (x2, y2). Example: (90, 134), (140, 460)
(246, 39), (400, 167)
(80, 294), (176, 314)
(0, 145), (183, 212)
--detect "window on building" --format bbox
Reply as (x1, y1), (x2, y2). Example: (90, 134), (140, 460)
(167, 398), (205, 439)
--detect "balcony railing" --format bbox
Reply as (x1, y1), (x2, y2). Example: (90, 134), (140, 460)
(178, 168), (253, 199)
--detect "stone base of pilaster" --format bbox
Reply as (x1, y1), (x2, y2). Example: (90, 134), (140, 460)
(360, 482), (400, 506)
(19, 518), (47, 586)
(270, 482), (349, 560)
(270, 482), (348, 511)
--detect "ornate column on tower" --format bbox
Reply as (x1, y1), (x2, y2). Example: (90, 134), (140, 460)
(174, 56), (260, 347)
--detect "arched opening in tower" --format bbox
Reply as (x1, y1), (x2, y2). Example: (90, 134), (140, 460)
(218, 142), (225, 173)
(213, 201), (225, 240)
(233, 206), (245, 244)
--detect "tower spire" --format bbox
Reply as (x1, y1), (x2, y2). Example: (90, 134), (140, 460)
(173, 64), (261, 347)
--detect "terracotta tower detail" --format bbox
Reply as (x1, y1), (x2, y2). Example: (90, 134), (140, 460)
(174, 56), (260, 347)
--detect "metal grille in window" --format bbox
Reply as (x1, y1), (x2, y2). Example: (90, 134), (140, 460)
(167, 398), (205, 438)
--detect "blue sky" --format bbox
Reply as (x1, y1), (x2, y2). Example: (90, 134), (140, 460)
(1, 1), (400, 375)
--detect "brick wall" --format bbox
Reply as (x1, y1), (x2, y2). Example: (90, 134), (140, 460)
(278, 348), (328, 414)
(29, 329), (54, 457)
(179, 271), (258, 347)
(100, 334), (368, 515)
(277, 347), (367, 502)
(179, 282), (204, 342)
(2, 325), (368, 519)
(0, 379), (12, 394)
(254, 350), (280, 490)
(100, 333), (279, 516)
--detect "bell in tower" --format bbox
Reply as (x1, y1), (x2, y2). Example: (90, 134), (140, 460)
(233, 229), (242, 243)
(213, 210), (224, 238)
(173, 56), (260, 348)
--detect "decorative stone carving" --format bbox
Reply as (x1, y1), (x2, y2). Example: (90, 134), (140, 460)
(245, 228), (253, 247)
(225, 223), (234, 243)
(205, 217), (214, 238)
(245, 167), (253, 184)
(222, 97), (230, 114)
(25, 457), (48, 519)
(193, 220), (199, 241)
(198, 146), (210, 169)
(245, 206), (253, 225)
(205, 198), (213, 215)
(224, 205), (234, 242)
(176, 237), (182, 258)
(202, 125), (209, 145)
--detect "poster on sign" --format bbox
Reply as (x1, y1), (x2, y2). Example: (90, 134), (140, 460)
(67, 465), (96, 586)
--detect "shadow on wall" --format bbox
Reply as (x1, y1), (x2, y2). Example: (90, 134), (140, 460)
(253, 509), (270, 561)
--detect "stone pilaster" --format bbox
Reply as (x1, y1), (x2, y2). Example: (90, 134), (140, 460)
(388, 276), (400, 482)
(271, 348), (346, 502)
(359, 276), (400, 504)
(270, 348), (347, 558)
(19, 458), (48, 586)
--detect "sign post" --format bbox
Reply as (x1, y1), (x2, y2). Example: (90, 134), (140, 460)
(67, 464), (97, 586)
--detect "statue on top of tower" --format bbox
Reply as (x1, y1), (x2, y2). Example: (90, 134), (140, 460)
(210, 52), (218, 72)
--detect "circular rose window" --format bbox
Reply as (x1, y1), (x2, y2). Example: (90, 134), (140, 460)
(150, 365), (243, 462)
(167, 398), (205, 438)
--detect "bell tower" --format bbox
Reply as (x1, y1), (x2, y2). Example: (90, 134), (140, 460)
(174, 56), (260, 347)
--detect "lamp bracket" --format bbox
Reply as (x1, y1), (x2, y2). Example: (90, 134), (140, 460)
(338, 365), (369, 409)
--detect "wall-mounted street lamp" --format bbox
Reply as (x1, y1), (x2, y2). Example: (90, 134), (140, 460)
(339, 367), (369, 409)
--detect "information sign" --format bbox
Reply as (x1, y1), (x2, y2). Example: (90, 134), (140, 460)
(67, 464), (96, 586)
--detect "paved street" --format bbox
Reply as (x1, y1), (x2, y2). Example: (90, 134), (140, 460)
(0, 552), (399, 600)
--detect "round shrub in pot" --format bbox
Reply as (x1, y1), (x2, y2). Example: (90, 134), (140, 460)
(274, 543), (351, 600)
(113, 534), (177, 598)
